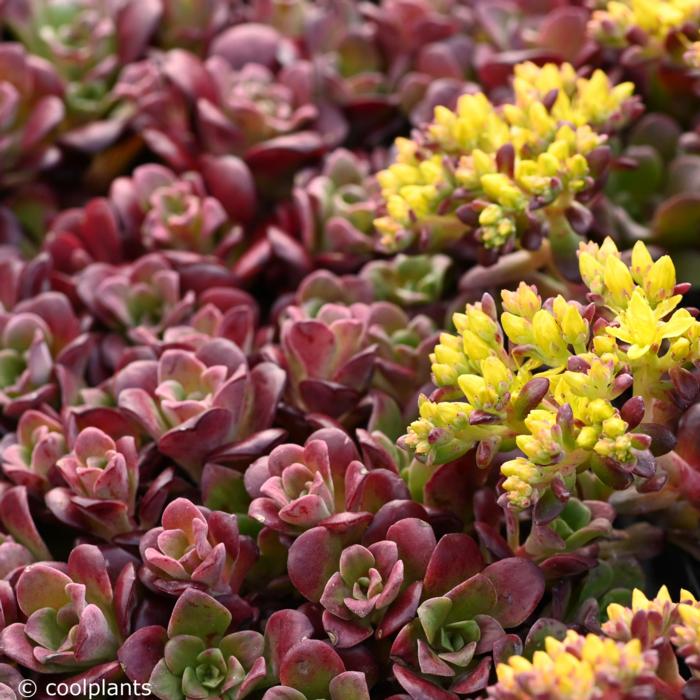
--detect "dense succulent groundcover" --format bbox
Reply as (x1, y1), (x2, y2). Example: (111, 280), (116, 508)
(3, 0), (700, 698)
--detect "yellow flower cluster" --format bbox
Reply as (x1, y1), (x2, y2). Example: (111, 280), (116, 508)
(604, 586), (689, 641)
(375, 63), (635, 253)
(490, 587), (700, 698)
(489, 630), (658, 699)
(404, 239), (700, 510)
(590, 0), (700, 53)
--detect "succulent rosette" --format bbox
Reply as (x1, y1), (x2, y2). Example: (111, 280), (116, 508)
(109, 160), (255, 257)
(390, 555), (545, 697)
(43, 426), (139, 540)
(116, 339), (285, 479)
(0, 544), (134, 673)
(0, 291), (91, 416)
(0, 408), (67, 493)
(287, 148), (380, 269)
(139, 497), (256, 598)
(119, 588), (267, 700)
(360, 254), (452, 307)
(0, 43), (64, 188)
(277, 302), (377, 420)
(76, 254), (195, 345)
(245, 427), (407, 535)
(4, 0), (160, 141)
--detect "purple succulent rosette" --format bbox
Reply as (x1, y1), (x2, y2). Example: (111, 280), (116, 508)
(0, 544), (135, 673)
(4, 0), (160, 147)
(139, 497), (257, 598)
(0, 292), (91, 416)
(0, 408), (67, 494)
(44, 426), (139, 540)
(0, 43), (64, 189)
(119, 588), (267, 700)
(246, 427), (408, 536)
(76, 253), (196, 345)
(116, 339), (285, 479)
(110, 160), (255, 256)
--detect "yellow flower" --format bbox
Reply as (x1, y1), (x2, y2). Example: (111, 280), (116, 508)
(590, 0), (700, 54)
(606, 288), (695, 360)
(491, 629), (658, 700)
(375, 62), (636, 252)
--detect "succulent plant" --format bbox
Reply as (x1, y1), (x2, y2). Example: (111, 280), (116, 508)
(119, 588), (267, 700)
(116, 339), (285, 479)
(1, 408), (67, 493)
(487, 629), (663, 699)
(4, 0), (160, 135)
(139, 497), (256, 598)
(1, 544), (134, 673)
(0, 292), (91, 416)
(0, 43), (64, 189)
(44, 426), (139, 540)
(109, 160), (255, 256)
(2, 5), (700, 699)
(404, 239), (697, 551)
(374, 62), (641, 274)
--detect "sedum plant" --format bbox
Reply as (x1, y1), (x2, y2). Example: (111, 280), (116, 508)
(374, 62), (640, 272)
(404, 238), (699, 534)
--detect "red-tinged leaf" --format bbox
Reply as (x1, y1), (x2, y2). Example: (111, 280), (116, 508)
(363, 501), (428, 545)
(288, 527), (343, 602)
(299, 379), (361, 418)
(449, 656), (492, 694)
(200, 155), (256, 224)
(492, 634), (523, 665)
(386, 518), (436, 582)
(537, 7), (589, 62)
(74, 604), (117, 662)
(245, 132), (325, 178)
(280, 639), (345, 697)
(445, 574), (497, 621)
(474, 615), (505, 654)
(263, 609), (314, 681)
(346, 466), (410, 514)
(117, 0), (161, 63)
(110, 560), (136, 638)
(284, 320), (335, 376)
(540, 554), (596, 579)
(376, 581), (422, 640)
(322, 611), (373, 648)
(652, 193), (700, 248)
(523, 618), (568, 657)
(158, 408), (234, 479)
(118, 626), (167, 683)
(474, 522), (513, 560)
(392, 664), (458, 700)
(424, 534), (484, 598)
(320, 511), (373, 537)
(482, 558), (544, 628)
(262, 687), (306, 700)
(0, 486), (50, 560)
(67, 545), (113, 606)
(1, 622), (61, 672)
(167, 589), (231, 641)
(329, 671), (370, 700)
(16, 564), (71, 615)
